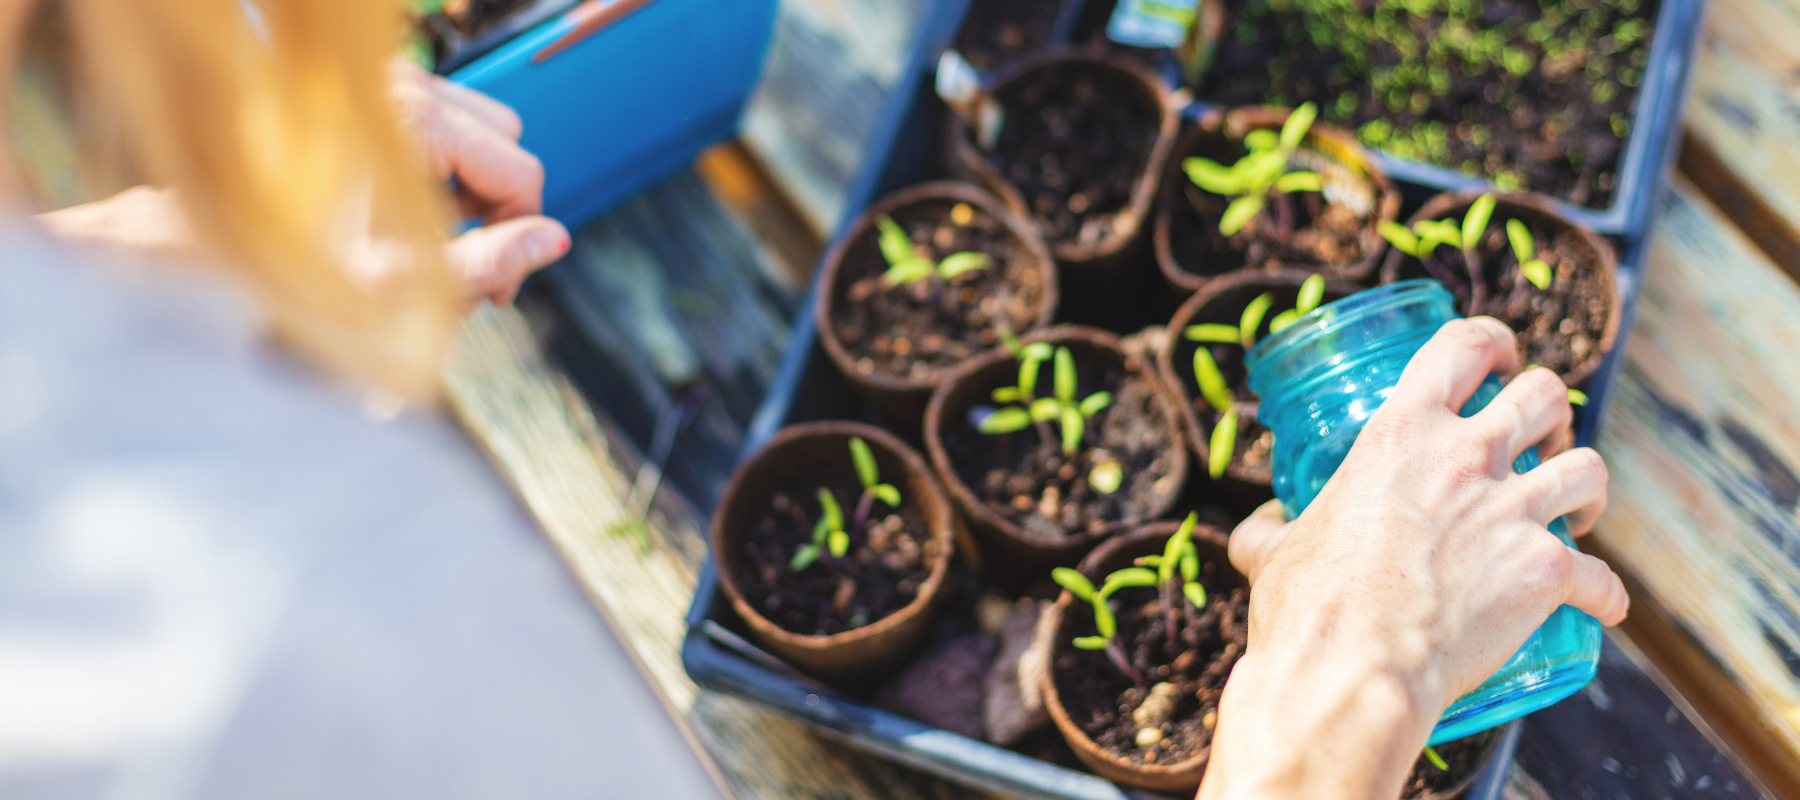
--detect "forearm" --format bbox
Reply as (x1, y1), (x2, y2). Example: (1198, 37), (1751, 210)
(1198, 611), (1439, 800)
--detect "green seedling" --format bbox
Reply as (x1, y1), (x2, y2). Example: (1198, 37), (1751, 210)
(1133, 513), (1211, 657)
(1185, 275), (1327, 478)
(1380, 194), (1565, 319)
(981, 345), (1113, 459)
(1506, 218), (1554, 290)
(876, 214), (990, 286)
(1053, 565), (1157, 682)
(790, 436), (901, 572)
(1423, 746), (1449, 771)
(1183, 102), (1325, 242)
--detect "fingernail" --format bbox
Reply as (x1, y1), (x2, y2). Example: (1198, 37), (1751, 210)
(525, 229), (568, 264)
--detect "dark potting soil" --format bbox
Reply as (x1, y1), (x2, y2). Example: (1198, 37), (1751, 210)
(830, 198), (1050, 381)
(944, 369), (1181, 540)
(1051, 577), (1250, 766)
(734, 469), (941, 637)
(953, 0), (1064, 71)
(1199, 0), (1659, 209)
(1391, 214), (1609, 376)
(987, 61), (1161, 249)
(1400, 728), (1499, 799)
(1170, 137), (1383, 278)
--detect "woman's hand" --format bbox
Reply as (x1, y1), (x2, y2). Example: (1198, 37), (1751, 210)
(1198, 317), (1627, 800)
(38, 61), (569, 308)
(388, 60), (569, 305)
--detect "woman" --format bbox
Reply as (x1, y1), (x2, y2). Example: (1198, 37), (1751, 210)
(0, 2), (720, 799)
(0, 3), (1624, 800)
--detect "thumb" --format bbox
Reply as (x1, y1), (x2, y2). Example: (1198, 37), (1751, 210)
(1229, 500), (1291, 584)
(448, 216), (569, 306)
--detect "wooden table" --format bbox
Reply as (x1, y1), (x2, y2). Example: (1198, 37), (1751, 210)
(443, 0), (1800, 797)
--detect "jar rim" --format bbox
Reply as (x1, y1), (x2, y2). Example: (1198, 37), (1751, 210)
(1246, 279), (1457, 400)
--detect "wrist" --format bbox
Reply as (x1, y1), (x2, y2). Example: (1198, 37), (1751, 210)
(1200, 615), (1441, 799)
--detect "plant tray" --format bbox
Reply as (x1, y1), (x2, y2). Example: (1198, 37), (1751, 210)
(681, 0), (1668, 796)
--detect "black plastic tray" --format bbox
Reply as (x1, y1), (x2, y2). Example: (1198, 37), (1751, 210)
(680, 0), (1667, 795)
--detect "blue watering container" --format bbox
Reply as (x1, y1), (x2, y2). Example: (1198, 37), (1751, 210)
(446, 0), (778, 229)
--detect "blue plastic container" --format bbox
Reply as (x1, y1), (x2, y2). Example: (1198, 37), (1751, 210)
(447, 0), (778, 229)
(1245, 280), (1603, 745)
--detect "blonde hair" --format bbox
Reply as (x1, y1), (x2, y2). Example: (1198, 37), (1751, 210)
(27, 0), (458, 401)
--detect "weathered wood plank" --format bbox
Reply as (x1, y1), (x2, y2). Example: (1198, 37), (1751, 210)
(1679, 0), (1800, 281)
(1593, 175), (1800, 796)
(737, 0), (936, 235)
(445, 303), (997, 800)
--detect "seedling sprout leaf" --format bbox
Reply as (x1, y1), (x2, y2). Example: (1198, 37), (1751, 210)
(828, 530), (849, 558)
(1424, 746), (1449, 771)
(937, 251), (991, 279)
(884, 258), (935, 285)
(1521, 260), (1553, 289)
(1054, 347), (1077, 405)
(1463, 194), (1497, 252)
(1060, 407), (1084, 454)
(1569, 389), (1589, 406)
(1270, 309), (1299, 333)
(1181, 548), (1199, 582)
(1240, 292), (1275, 347)
(1415, 219), (1463, 255)
(1078, 391), (1112, 417)
(1220, 195), (1265, 236)
(1162, 513), (1197, 582)
(1186, 323), (1241, 343)
(849, 436), (878, 489)
(979, 407), (1032, 434)
(1505, 219), (1535, 262)
(1193, 347), (1236, 414)
(872, 484), (901, 507)
(1102, 567), (1159, 594)
(992, 386), (1021, 403)
(1030, 397), (1061, 422)
(1090, 460), (1123, 494)
(1021, 342), (1054, 362)
(1210, 408), (1240, 479)
(1184, 157), (1243, 195)
(1245, 129), (1280, 152)
(1052, 567), (1097, 601)
(790, 544), (820, 571)
(1095, 601), (1116, 639)
(1296, 274), (1327, 316)
(1275, 171), (1323, 194)
(875, 215), (915, 266)
(1281, 102), (1318, 152)
(1379, 220), (1421, 257)
(1184, 582), (1207, 608)
(1073, 636), (1109, 650)
(817, 488), (843, 531)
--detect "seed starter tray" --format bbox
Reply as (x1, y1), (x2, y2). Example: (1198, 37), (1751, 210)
(680, 0), (1680, 795)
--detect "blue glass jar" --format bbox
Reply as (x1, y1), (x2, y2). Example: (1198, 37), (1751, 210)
(1244, 279), (1601, 744)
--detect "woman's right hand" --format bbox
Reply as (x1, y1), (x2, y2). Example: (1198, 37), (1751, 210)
(1199, 317), (1627, 800)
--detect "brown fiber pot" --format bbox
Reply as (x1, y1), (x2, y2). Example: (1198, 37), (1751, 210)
(1154, 105), (1401, 296)
(1158, 269), (1362, 487)
(923, 325), (1188, 586)
(1379, 191), (1622, 388)
(946, 50), (1178, 281)
(1040, 521), (1242, 793)
(711, 421), (957, 689)
(815, 181), (1058, 434)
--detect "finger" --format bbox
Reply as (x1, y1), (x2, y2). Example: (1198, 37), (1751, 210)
(1515, 446), (1608, 536)
(1228, 500), (1291, 584)
(1468, 366), (1572, 466)
(441, 105), (546, 222)
(448, 216), (570, 305)
(430, 76), (524, 140)
(1560, 548), (1629, 626)
(1389, 317), (1520, 414)
(1536, 421), (1575, 462)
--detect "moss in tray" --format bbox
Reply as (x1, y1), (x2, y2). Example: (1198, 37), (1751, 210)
(1199, 0), (1658, 208)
